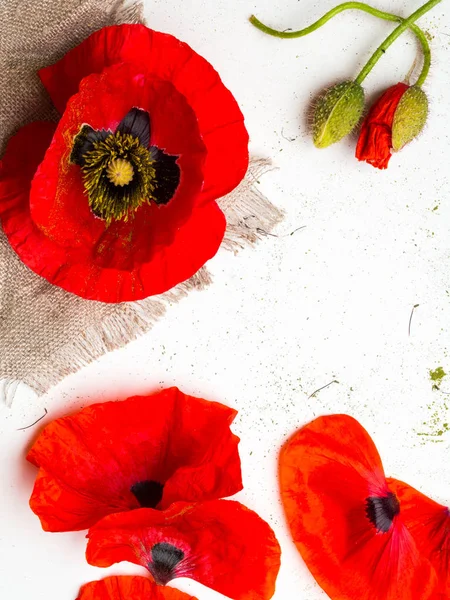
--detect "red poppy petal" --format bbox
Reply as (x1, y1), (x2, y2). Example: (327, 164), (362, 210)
(39, 24), (248, 201)
(77, 575), (197, 600)
(279, 415), (437, 600)
(0, 122), (76, 281)
(389, 478), (449, 598)
(27, 388), (242, 531)
(53, 200), (225, 302)
(86, 500), (281, 600)
(356, 83), (409, 170)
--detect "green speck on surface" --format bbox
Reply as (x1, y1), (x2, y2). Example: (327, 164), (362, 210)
(430, 366), (446, 387)
(433, 205), (439, 211)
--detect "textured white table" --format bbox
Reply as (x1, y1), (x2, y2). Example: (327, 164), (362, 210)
(1, 0), (449, 598)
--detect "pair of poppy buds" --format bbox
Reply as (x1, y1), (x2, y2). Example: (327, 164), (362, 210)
(251, 0), (441, 169)
(313, 80), (428, 169)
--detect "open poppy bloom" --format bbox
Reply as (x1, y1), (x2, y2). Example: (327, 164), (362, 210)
(389, 478), (450, 599)
(0, 24), (249, 302)
(86, 500), (281, 600)
(77, 575), (197, 600)
(27, 387), (242, 531)
(356, 82), (428, 170)
(279, 414), (438, 600)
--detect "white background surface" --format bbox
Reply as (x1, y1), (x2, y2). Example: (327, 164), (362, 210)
(1, 1), (450, 598)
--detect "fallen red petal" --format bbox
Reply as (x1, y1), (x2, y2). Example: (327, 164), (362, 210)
(279, 414), (438, 600)
(86, 500), (281, 600)
(389, 478), (450, 599)
(27, 388), (242, 531)
(77, 575), (197, 600)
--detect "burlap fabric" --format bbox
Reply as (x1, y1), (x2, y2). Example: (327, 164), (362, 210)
(0, 0), (282, 405)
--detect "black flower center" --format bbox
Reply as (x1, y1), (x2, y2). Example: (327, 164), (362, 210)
(366, 492), (400, 533)
(71, 107), (180, 223)
(148, 542), (185, 585)
(130, 480), (164, 508)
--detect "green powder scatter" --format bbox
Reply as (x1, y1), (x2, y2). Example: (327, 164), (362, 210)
(416, 397), (450, 444)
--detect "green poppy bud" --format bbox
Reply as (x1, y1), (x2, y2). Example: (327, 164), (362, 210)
(392, 86), (428, 152)
(313, 81), (365, 149)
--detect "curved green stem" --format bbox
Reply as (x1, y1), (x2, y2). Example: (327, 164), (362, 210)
(355, 0), (440, 84)
(249, 1), (434, 85)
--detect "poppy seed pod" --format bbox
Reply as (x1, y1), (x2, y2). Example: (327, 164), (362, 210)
(312, 81), (365, 148)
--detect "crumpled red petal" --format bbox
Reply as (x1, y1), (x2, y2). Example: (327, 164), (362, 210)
(356, 82), (408, 169)
(77, 575), (197, 600)
(27, 387), (242, 532)
(39, 24), (249, 203)
(389, 478), (450, 599)
(279, 414), (438, 600)
(86, 500), (281, 600)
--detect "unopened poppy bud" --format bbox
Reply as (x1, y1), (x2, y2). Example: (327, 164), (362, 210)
(392, 85), (428, 151)
(312, 81), (365, 148)
(356, 82), (428, 169)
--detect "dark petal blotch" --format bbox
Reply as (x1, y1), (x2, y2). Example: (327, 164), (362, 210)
(130, 480), (164, 508)
(71, 125), (110, 166)
(151, 147), (181, 205)
(116, 107), (151, 148)
(149, 542), (185, 585)
(366, 492), (400, 533)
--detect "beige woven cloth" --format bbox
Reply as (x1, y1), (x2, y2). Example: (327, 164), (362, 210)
(0, 0), (282, 405)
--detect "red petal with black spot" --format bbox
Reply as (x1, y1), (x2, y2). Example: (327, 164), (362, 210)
(0, 24), (249, 302)
(27, 387), (242, 532)
(279, 414), (438, 600)
(389, 478), (450, 599)
(86, 500), (281, 600)
(355, 82), (408, 170)
(77, 575), (197, 600)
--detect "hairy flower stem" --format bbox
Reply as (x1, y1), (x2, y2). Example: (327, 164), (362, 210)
(249, 1), (440, 86)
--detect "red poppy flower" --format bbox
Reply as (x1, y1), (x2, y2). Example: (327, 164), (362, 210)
(389, 478), (449, 599)
(77, 575), (197, 600)
(279, 414), (438, 600)
(86, 500), (281, 600)
(0, 24), (249, 302)
(356, 83), (409, 169)
(27, 387), (242, 532)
